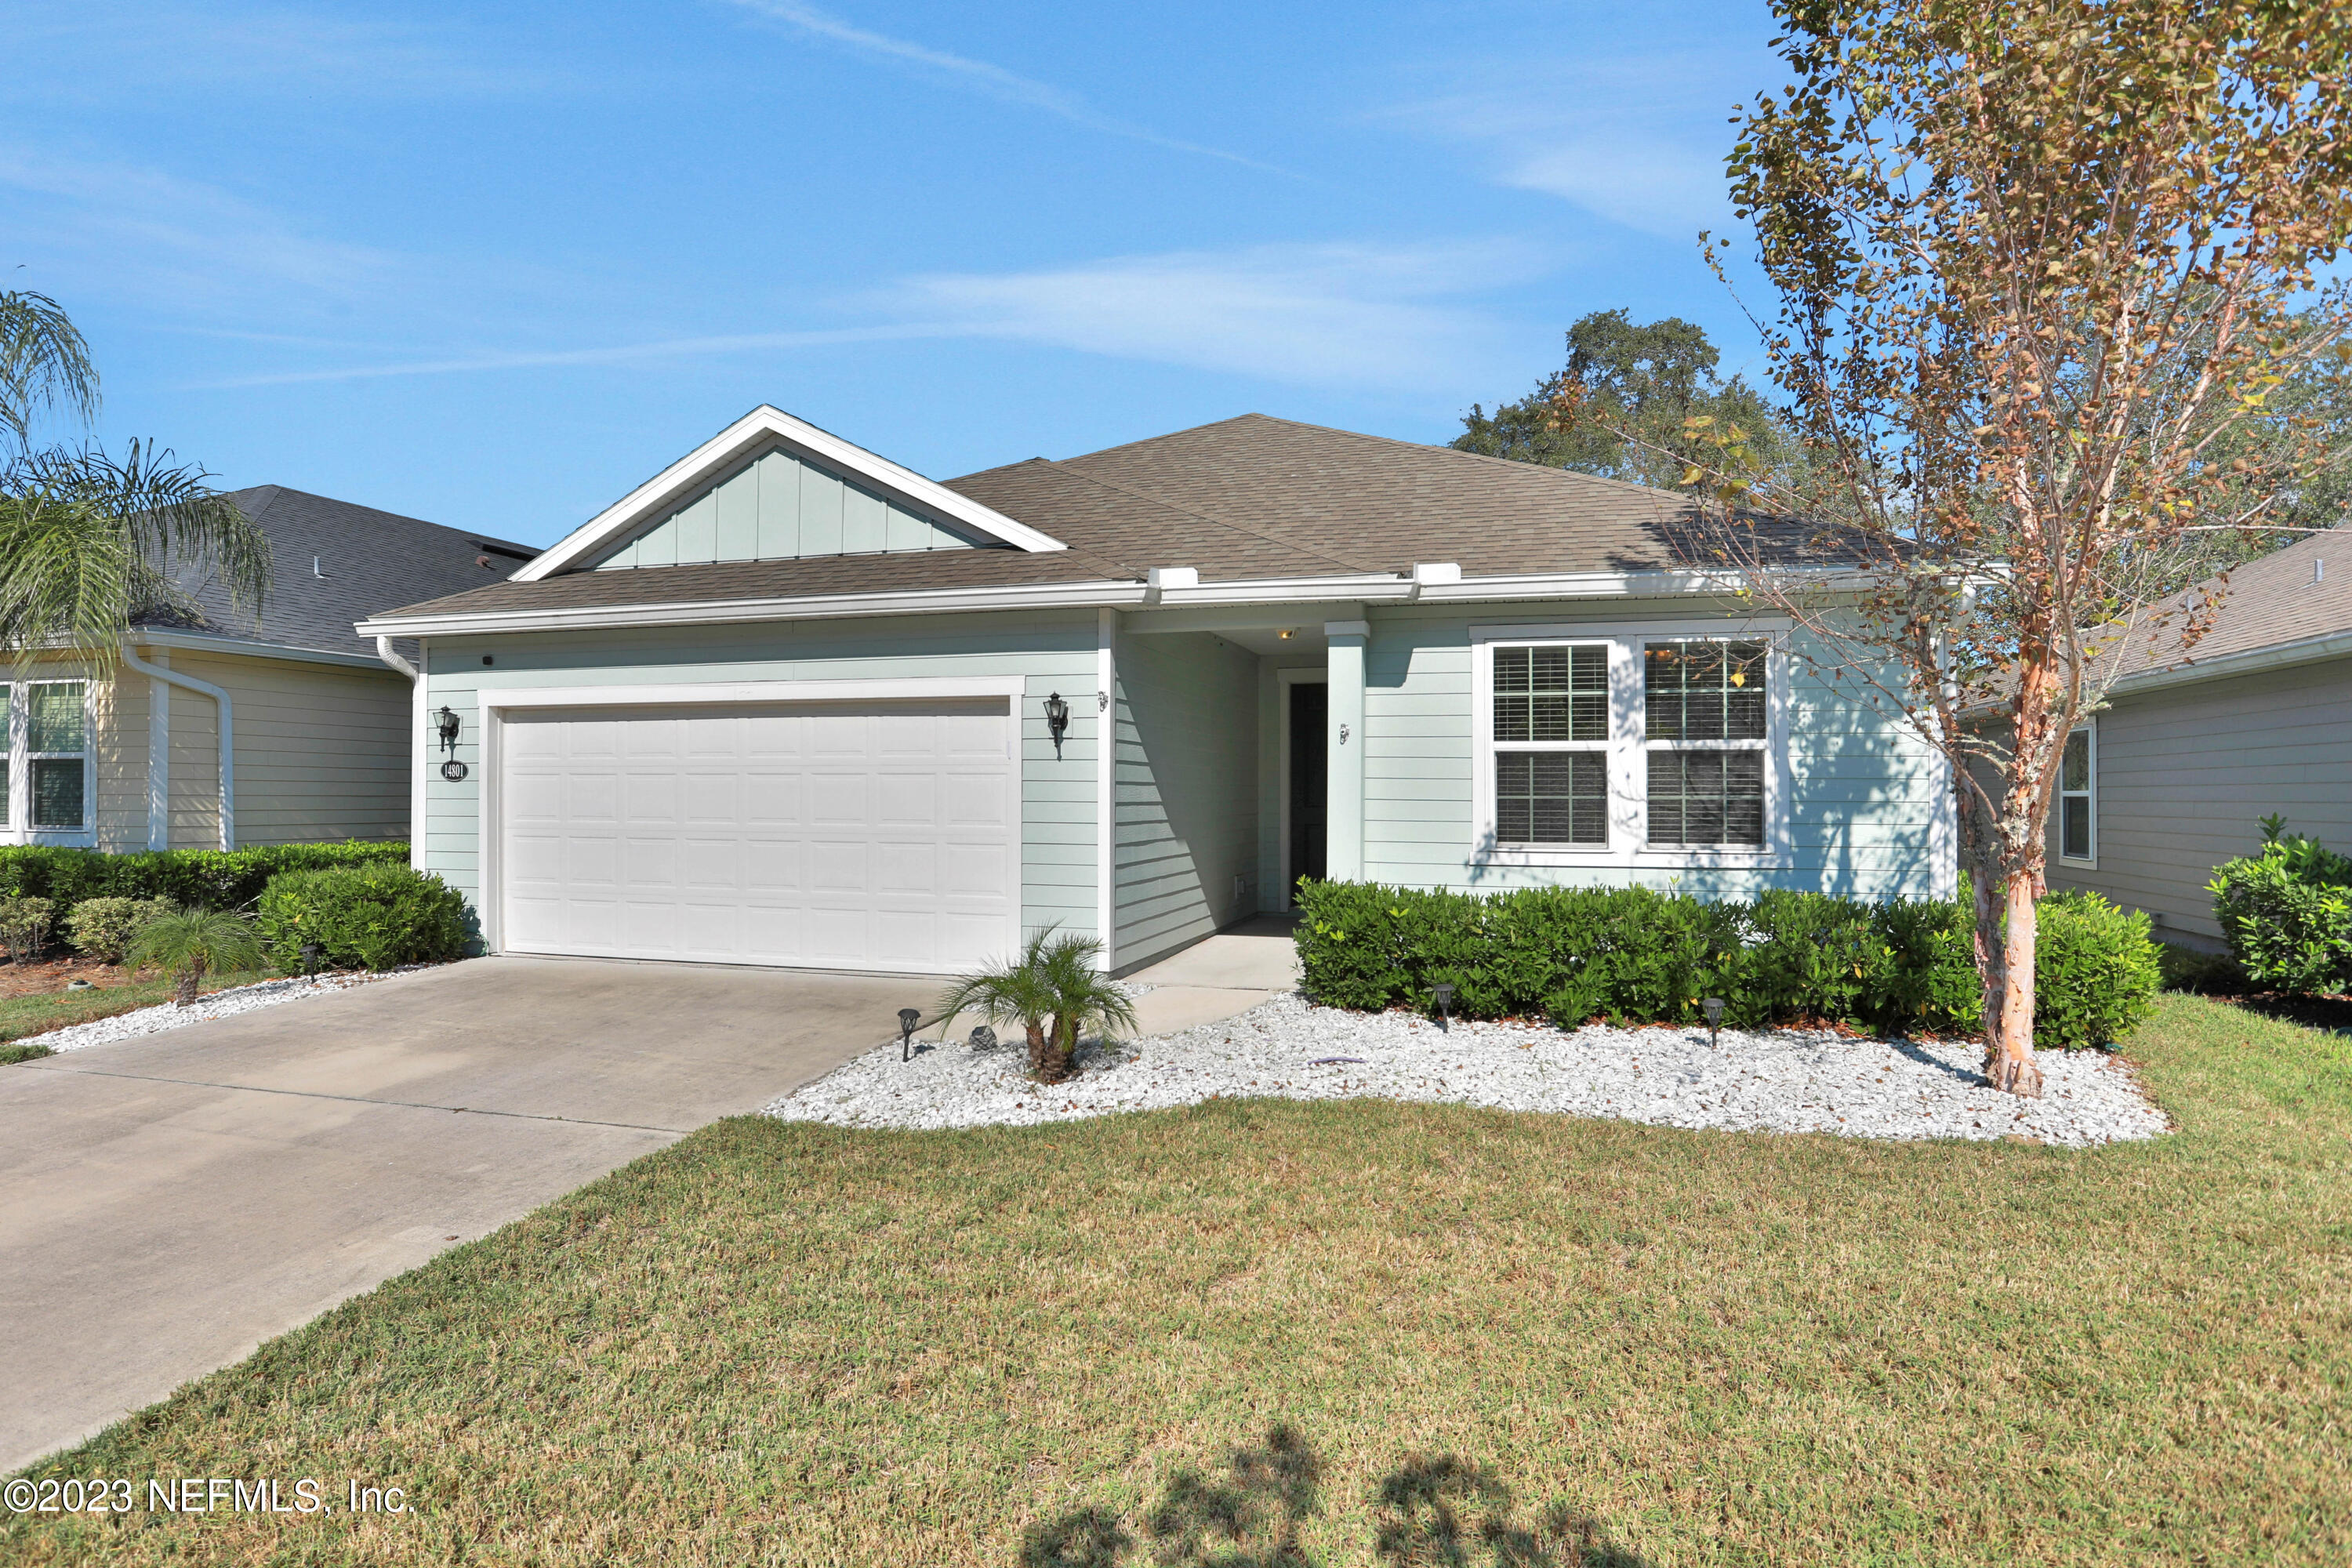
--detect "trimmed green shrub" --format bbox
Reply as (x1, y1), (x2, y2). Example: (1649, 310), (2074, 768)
(1294, 878), (2152, 1047)
(0, 842), (409, 924)
(2158, 942), (2246, 995)
(0, 897), (58, 963)
(256, 863), (468, 972)
(2209, 822), (2352, 996)
(64, 897), (177, 964)
(2030, 891), (2162, 1049)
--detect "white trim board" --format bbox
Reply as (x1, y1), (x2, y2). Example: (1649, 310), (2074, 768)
(470, 675), (1028, 967)
(1468, 617), (1795, 872)
(517, 406), (1065, 581)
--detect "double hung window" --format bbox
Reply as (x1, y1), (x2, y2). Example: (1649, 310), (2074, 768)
(1480, 629), (1780, 859)
(2057, 727), (2095, 862)
(1490, 644), (1610, 844)
(1642, 641), (1767, 848)
(2, 681), (90, 834)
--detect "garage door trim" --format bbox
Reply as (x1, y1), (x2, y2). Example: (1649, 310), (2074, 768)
(477, 676), (1028, 967)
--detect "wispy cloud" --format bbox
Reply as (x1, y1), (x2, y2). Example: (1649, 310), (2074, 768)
(5, 2), (564, 100)
(1392, 50), (1759, 238)
(195, 240), (1545, 391)
(0, 147), (400, 310)
(195, 325), (956, 388)
(720, 0), (1283, 173)
(878, 241), (1543, 387)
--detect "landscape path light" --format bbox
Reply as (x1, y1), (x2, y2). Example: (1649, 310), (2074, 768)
(1702, 996), (1726, 1047)
(1432, 982), (1455, 1031)
(898, 1007), (922, 1062)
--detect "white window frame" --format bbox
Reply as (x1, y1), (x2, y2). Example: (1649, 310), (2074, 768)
(2056, 723), (2096, 866)
(2, 675), (99, 846)
(1470, 618), (1792, 869)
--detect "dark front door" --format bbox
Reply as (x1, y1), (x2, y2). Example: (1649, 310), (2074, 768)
(1288, 681), (1328, 903)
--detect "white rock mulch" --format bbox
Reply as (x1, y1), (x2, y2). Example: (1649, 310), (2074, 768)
(24, 969), (410, 1054)
(767, 992), (2170, 1147)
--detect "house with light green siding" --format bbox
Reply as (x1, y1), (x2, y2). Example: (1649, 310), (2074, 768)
(357, 406), (1953, 977)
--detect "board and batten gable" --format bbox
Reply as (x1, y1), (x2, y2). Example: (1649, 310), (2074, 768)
(1359, 601), (1952, 901)
(415, 609), (1102, 955)
(592, 446), (995, 571)
(2045, 655), (2352, 942)
(1112, 629), (1260, 972)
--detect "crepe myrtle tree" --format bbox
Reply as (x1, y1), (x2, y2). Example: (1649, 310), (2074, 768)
(1594, 0), (2352, 1094)
(0, 290), (269, 668)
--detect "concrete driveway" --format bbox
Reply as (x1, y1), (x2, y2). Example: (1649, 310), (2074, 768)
(0, 956), (929, 1473)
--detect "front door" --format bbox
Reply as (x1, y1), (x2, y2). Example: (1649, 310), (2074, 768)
(1287, 681), (1327, 903)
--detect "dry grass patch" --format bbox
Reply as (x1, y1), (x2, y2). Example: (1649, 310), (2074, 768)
(6, 994), (2349, 1565)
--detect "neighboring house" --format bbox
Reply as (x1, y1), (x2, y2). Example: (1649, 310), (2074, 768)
(356, 406), (1951, 977)
(2043, 526), (2350, 951)
(2, 486), (535, 852)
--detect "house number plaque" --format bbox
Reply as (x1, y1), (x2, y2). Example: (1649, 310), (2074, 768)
(441, 760), (469, 782)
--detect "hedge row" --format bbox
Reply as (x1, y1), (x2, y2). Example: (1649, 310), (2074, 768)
(1293, 880), (2161, 1051)
(0, 842), (409, 918)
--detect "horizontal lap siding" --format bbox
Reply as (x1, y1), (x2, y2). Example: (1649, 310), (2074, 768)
(420, 611), (1099, 948)
(1361, 605), (1947, 902)
(1114, 630), (1259, 970)
(2045, 658), (2352, 939)
(167, 654), (412, 846)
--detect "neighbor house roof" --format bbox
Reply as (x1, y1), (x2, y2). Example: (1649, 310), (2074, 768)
(150, 485), (538, 659)
(2105, 524), (2352, 691)
(363, 413), (1826, 633)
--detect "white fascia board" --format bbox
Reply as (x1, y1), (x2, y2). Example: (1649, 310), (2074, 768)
(1413, 567), (1865, 602)
(358, 578), (1150, 637)
(128, 629), (397, 671)
(2109, 628), (2352, 696)
(514, 405), (1065, 582)
(1152, 573), (1411, 607)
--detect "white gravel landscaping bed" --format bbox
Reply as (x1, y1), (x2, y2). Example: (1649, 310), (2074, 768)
(25, 970), (410, 1054)
(767, 992), (2170, 1147)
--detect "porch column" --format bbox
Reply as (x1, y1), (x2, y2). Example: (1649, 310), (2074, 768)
(1324, 618), (1369, 880)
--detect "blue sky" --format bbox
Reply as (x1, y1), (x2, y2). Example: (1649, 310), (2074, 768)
(6, 0), (1787, 548)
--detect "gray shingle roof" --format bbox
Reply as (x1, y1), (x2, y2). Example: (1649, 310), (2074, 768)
(368, 412), (1824, 623)
(2110, 524), (2352, 683)
(151, 486), (537, 657)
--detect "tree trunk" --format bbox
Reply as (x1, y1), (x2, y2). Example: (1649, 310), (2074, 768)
(1970, 861), (2005, 1043)
(1025, 1021), (1049, 1079)
(174, 963), (201, 1007)
(1987, 877), (2045, 1096)
(1036, 1015), (1077, 1085)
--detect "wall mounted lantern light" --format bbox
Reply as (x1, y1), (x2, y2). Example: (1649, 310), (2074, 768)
(1043, 691), (1070, 759)
(434, 706), (467, 781)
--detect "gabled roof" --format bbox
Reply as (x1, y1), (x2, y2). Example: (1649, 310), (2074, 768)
(2107, 524), (2352, 691)
(514, 405), (1065, 580)
(361, 411), (1828, 632)
(148, 485), (537, 659)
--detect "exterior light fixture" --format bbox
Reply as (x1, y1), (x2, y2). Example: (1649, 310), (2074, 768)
(434, 707), (467, 782)
(898, 1007), (923, 1062)
(969, 1025), (997, 1051)
(1432, 982), (1456, 1030)
(1702, 996), (1726, 1047)
(1278, 628), (1294, 640)
(299, 942), (324, 975)
(1043, 691), (1070, 758)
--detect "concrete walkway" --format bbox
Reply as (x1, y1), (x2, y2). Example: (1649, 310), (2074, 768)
(0, 956), (923, 1474)
(1123, 915), (1302, 1033)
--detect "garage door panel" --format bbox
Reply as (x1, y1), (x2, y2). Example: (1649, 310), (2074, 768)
(500, 699), (1016, 971)
(875, 771), (938, 827)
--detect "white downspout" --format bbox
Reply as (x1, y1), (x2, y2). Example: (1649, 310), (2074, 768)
(376, 637), (426, 870)
(122, 642), (234, 851)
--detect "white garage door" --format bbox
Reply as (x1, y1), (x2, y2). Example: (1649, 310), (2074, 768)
(499, 699), (1015, 973)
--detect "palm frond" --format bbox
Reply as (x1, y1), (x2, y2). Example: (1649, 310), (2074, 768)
(0, 442), (270, 664)
(0, 290), (100, 448)
(124, 904), (266, 977)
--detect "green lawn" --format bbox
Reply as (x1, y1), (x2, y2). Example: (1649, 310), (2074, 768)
(7, 994), (2349, 1566)
(0, 970), (274, 1051)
